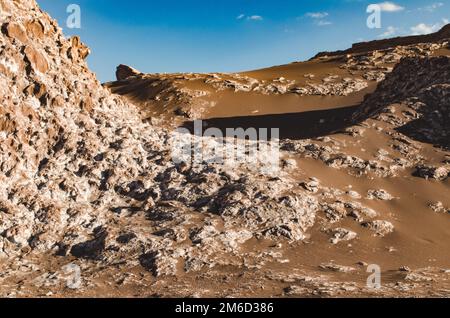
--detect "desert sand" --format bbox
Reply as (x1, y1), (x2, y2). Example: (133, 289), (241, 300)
(0, 0), (449, 298)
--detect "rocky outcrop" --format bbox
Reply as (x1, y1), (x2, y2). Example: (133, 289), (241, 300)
(0, 0), (320, 276)
(354, 57), (450, 120)
(290, 77), (368, 96)
(353, 57), (450, 149)
(414, 165), (449, 181)
(0, 0), (153, 259)
(116, 64), (142, 81)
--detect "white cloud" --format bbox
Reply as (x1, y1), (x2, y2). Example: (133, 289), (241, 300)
(378, 26), (399, 38)
(247, 15), (263, 21)
(419, 2), (444, 12)
(410, 19), (449, 35)
(411, 23), (436, 35)
(306, 12), (329, 19)
(305, 12), (332, 26)
(376, 2), (405, 12)
(317, 20), (332, 26)
(236, 14), (263, 21)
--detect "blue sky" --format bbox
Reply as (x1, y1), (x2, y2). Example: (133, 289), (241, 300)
(37, 0), (449, 82)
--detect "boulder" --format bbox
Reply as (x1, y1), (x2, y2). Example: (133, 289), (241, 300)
(116, 64), (142, 81)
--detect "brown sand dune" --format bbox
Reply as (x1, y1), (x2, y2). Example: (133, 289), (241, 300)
(106, 56), (376, 123)
(106, 26), (450, 127)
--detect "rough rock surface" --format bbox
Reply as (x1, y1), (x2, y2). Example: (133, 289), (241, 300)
(0, 0), (319, 280)
(116, 64), (142, 81)
(353, 57), (450, 150)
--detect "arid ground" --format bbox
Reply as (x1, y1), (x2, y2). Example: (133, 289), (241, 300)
(0, 0), (449, 297)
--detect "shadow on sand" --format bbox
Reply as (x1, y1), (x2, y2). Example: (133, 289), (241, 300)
(180, 105), (360, 140)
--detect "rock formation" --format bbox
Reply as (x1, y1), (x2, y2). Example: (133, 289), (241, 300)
(0, 0), (319, 289)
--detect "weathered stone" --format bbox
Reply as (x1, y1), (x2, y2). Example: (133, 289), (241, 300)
(24, 45), (48, 73)
(367, 189), (394, 201)
(116, 64), (142, 81)
(319, 263), (356, 273)
(329, 228), (357, 244)
(70, 229), (107, 260)
(362, 220), (395, 237)
(139, 251), (178, 277)
(5, 22), (28, 43)
(25, 19), (45, 40)
(414, 165), (449, 181)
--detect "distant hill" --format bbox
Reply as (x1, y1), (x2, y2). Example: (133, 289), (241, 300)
(313, 24), (450, 59)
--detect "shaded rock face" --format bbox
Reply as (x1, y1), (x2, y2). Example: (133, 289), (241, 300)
(354, 57), (450, 149)
(398, 83), (450, 150)
(70, 228), (108, 260)
(355, 57), (450, 120)
(0, 0), (150, 259)
(414, 165), (449, 181)
(116, 64), (142, 81)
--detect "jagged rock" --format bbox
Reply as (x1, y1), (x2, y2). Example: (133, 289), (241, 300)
(362, 220), (395, 237)
(116, 233), (137, 244)
(139, 251), (178, 277)
(220, 229), (253, 249)
(24, 45), (48, 73)
(346, 190), (361, 199)
(329, 228), (357, 244)
(344, 126), (366, 137)
(284, 285), (311, 296)
(319, 263), (356, 273)
(367, 189), (394, 201)
(116, 64), (142, 81)
(428, 202), (449, 214)
(68, 36), (90, 62)
(4, 225), (32, 247)
(300, 178), (320, 193)
(363, 71), (385, 82)
(25, 19), (45, 40)
(282, 158), (297, 170)
(115, 180), (155, 201)
(1, 0), (450, 298)
(291, 78), (368, 96)
(322, 201), (348, 223)
(70, 229), (108, 260)
(263, 223), (307, 241)
(189, 225), (220, 244)
(414, 165), (449, 181)
(4, 22), (28, 43)
(354, 57), (450, 126)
